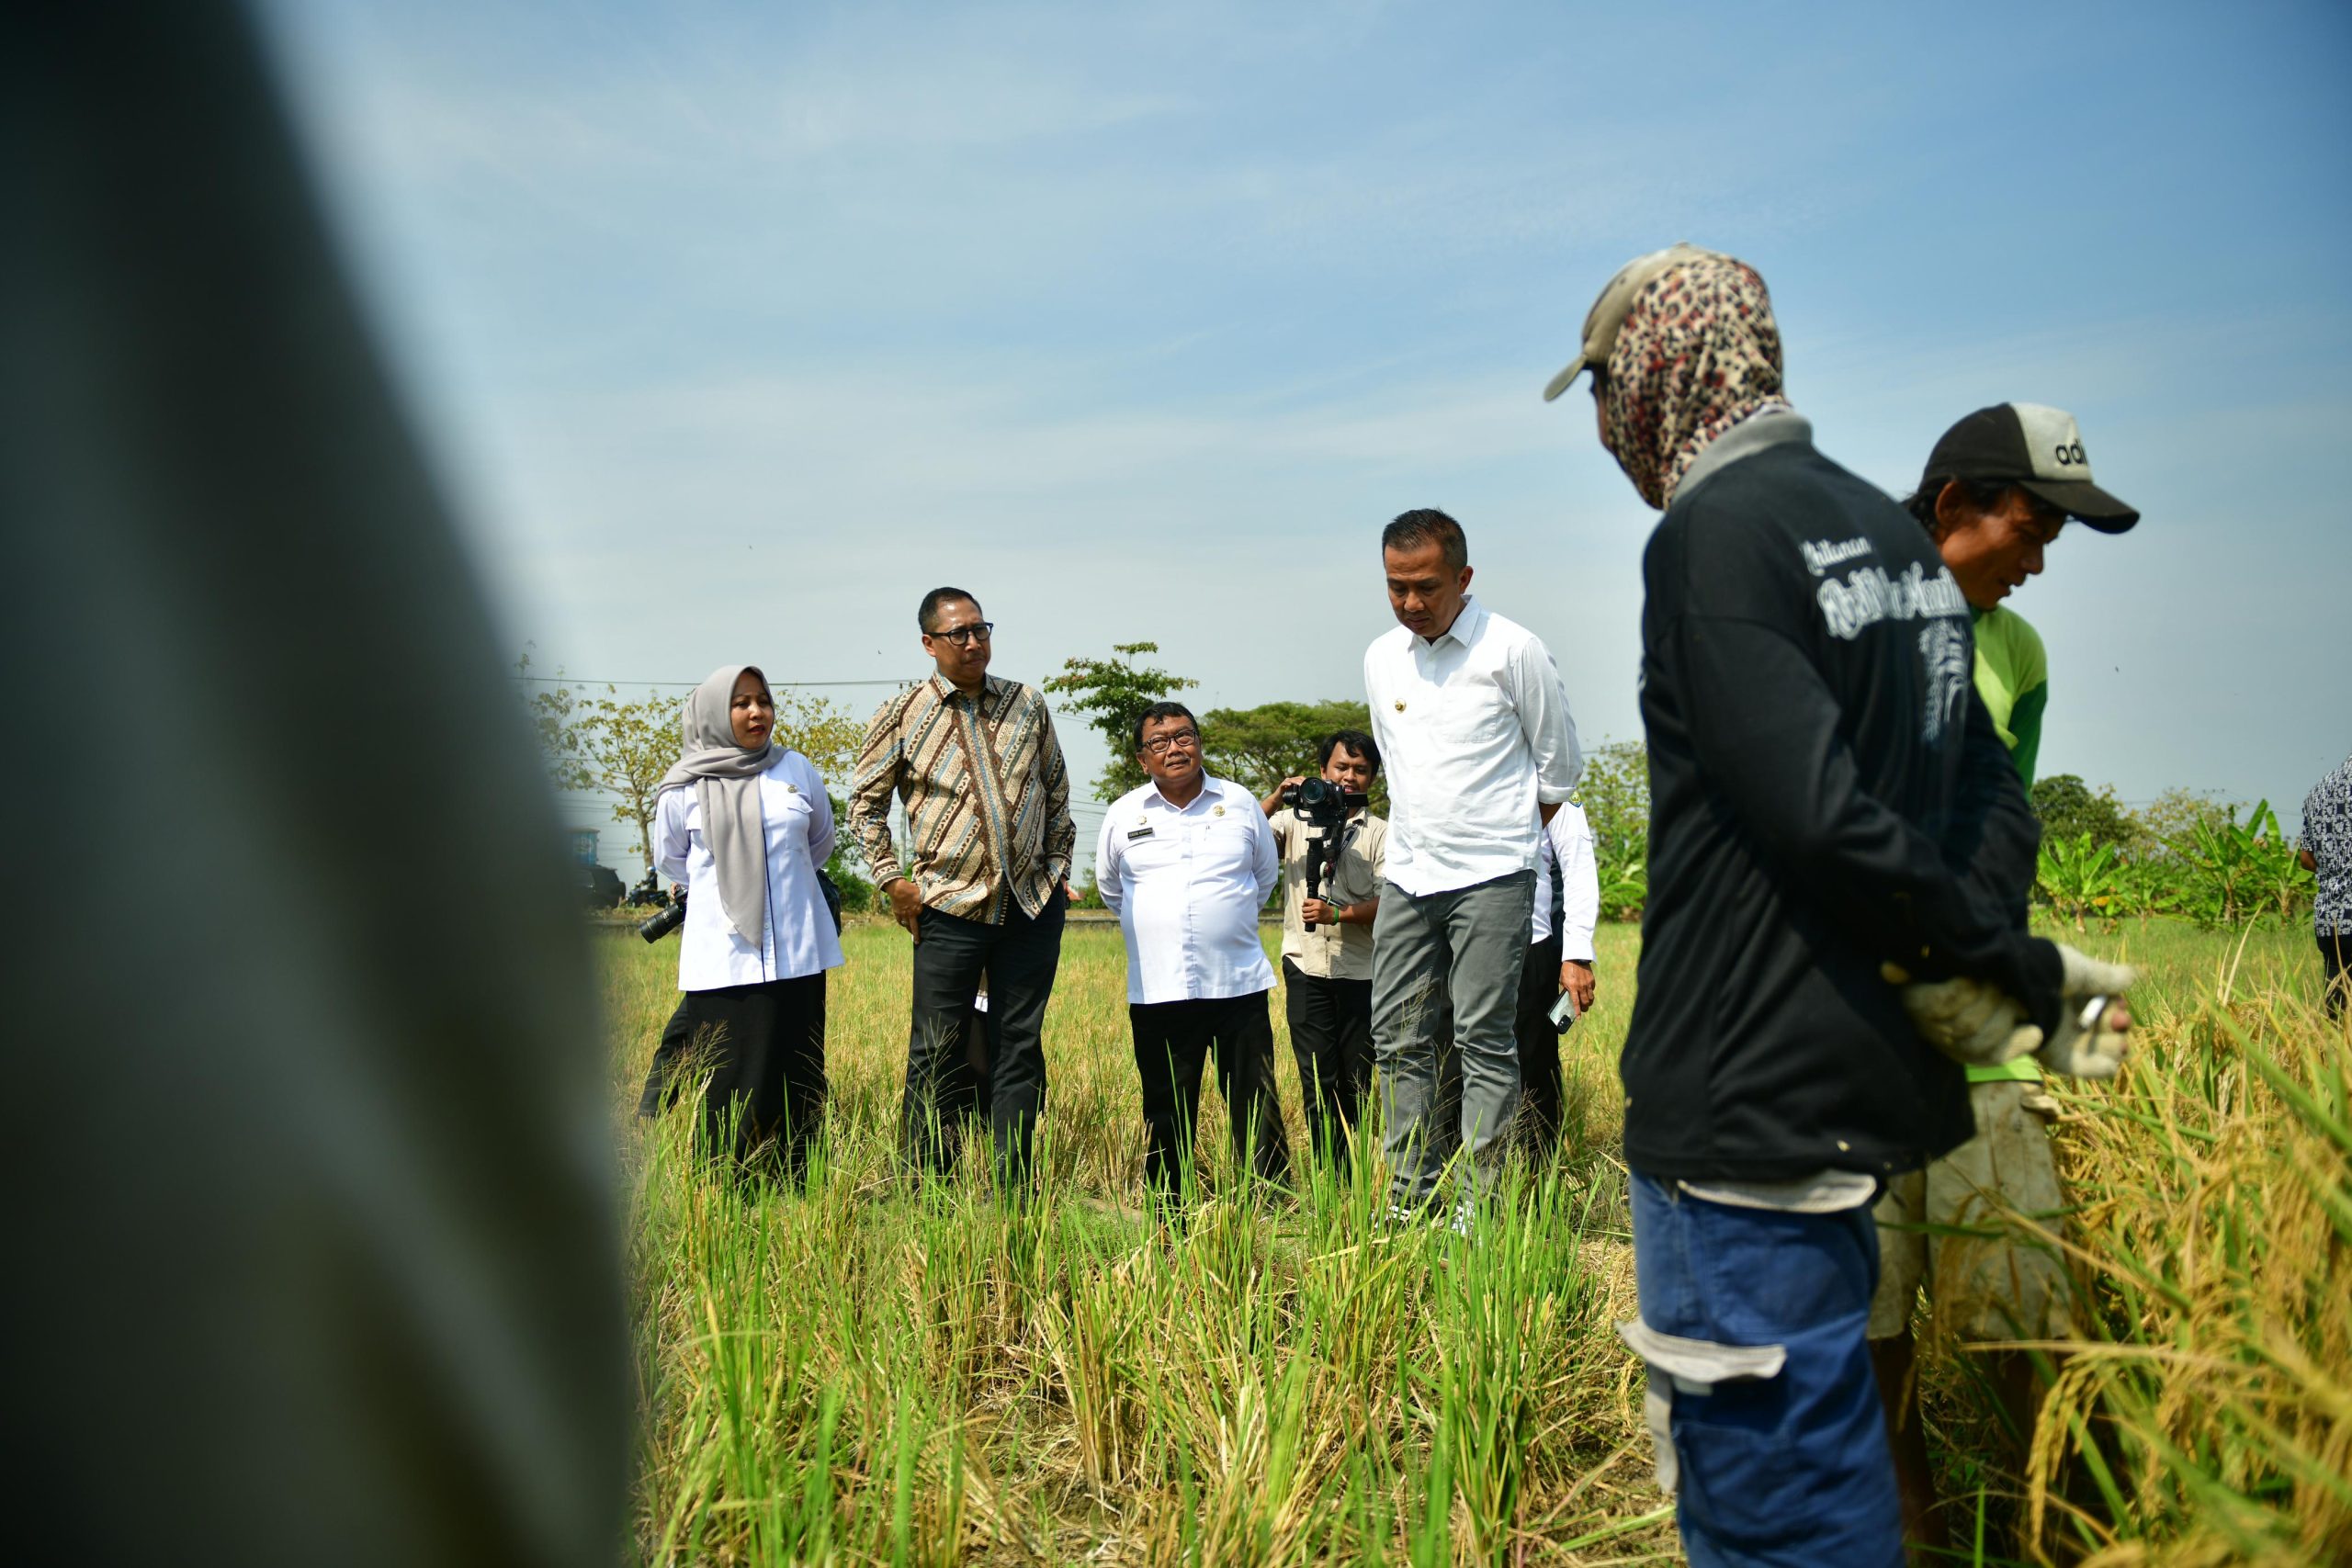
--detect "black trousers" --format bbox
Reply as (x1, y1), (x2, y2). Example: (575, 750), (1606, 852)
(638, 998), (694, 1118)
(1130, 992), (1293, 1196)
(1282, 958), (1374, 1172)
(1512, 931), (1566, 1158)
(902, 896), (1065, 1185)
(678, 974), (827, 1176)
(2324, 931), (2349, 1022)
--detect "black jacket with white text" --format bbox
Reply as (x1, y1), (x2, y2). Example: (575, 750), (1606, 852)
(1622, 418), (2062, 1182)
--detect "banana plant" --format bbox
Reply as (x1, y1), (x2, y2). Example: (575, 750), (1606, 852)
(2037, 832), (2122, 932)
(1598, 856), (1647, 924)
(2163, 800), (2314, 929)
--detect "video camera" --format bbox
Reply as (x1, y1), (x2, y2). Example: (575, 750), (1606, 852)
(1281, 777), (1368, 931)
(638, 893), (686, 943)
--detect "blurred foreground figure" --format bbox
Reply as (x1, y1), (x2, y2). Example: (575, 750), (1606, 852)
(1545, 245), (2131, 1567)
(3, 6), (627, 1565)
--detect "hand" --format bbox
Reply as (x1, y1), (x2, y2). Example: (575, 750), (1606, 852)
(1880, 962), (2040, 1067)
(1063, 880), (1079, 904)
(2035, 945), (2136, 1079)
(887, 878), (924, 942)
(1559, 960), (1596, 1011)
(1301, 897), (1335, 926)
(1280, 775), (1306, 794)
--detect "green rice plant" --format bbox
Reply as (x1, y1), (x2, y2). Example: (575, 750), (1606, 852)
(613, 915), (2342, 1565)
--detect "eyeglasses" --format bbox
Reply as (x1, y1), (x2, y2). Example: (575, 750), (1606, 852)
(927, 622), (994, 647)
(1139, 731), (1200, 756)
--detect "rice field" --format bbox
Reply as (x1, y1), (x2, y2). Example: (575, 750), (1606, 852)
(609, 916), (2350, 1566)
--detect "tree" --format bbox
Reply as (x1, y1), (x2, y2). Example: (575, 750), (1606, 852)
(531, 686), (682, 874)
(1575, 739), (1648, 869)
(1198, 697), (1386, 812)
(522, 660), (865, 884)
(2030, 773), (2136, 853)
(2130, 785), (2233, 862)
(1042, 642), (1197, 801)
(776, 692), (863, 783)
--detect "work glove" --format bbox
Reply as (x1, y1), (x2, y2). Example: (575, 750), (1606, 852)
(1878, 964), (2038, 1068)
(2035, 944), (2137, 1079)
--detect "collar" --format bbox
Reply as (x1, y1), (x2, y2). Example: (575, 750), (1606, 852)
(1419, 595), (1487, 651)
(1672, 405), (1812, 504)
(1146, 773), (1223, 812)
(926, 671), (1003, 708)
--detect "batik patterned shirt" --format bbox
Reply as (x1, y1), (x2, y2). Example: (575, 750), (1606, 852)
(2303, 755), (2352, 937)
(848, 672), (1076, 923)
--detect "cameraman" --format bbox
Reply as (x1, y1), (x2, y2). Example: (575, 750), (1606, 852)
(1260, 729), (1389, 1177)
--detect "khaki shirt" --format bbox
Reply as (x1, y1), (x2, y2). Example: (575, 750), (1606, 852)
(1269, 807), (1387, 981)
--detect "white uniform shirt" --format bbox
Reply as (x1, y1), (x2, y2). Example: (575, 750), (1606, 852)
(1096, 774), (1279, 1005)
(1531, 800), (1600, 963)
(1364, 597), (1582, 897)
(653, 749), (846, 991)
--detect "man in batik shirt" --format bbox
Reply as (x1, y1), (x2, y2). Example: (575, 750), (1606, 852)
(849, 587), (1076, 1189)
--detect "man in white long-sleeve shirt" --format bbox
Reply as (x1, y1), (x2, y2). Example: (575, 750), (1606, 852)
(1096, 702), (1293, 1200)
(1365, 508), (1582, 1218)
(1516, 799), (1600, 1158)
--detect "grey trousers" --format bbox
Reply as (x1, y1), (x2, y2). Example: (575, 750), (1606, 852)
(1371, 869), (1535, 1205)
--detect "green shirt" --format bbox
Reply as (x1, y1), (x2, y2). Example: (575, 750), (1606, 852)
(1971, 605), (2047, 789)
(1969, 605), (2049, 1083)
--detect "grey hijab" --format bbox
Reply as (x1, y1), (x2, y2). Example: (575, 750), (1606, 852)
(658, 666), (777, 947)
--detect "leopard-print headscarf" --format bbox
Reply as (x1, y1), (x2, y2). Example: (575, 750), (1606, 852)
(1599, 251), (1789, 510)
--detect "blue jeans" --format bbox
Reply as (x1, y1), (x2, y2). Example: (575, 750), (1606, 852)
(1627, 1172), (1903, 1568)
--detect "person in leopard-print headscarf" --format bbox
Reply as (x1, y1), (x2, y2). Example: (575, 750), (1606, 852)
(1543, 248), (2135, 1566)
(1595, 248), (1790, 510)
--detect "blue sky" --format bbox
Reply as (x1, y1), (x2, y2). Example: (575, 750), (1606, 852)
(262, 0), (2352, 869)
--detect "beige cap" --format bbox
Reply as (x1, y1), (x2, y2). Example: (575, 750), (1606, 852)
(1542, 242), (1722, 402)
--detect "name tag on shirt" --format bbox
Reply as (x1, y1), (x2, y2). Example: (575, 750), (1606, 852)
(1127, 825), (1156, 841)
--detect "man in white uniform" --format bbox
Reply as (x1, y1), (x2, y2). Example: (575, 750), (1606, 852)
(1097, 702), (1292, 1201)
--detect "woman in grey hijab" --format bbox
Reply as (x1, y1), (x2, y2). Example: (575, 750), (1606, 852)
(652, 665), (845, 1176)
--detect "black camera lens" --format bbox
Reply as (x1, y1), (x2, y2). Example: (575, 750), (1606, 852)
(638, 901), (687, 943)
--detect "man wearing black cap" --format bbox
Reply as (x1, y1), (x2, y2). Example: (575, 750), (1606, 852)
(1903, 404), (2141, 781)
(1543, 244), (2139, 1567)
(1869, 404), (2140, 1550)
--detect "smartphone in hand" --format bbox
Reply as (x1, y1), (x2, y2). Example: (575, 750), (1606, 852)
(1548, 988), (1578, 1032)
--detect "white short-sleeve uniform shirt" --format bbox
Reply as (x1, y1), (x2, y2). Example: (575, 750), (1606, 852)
(1095, 774), (1280, 1005)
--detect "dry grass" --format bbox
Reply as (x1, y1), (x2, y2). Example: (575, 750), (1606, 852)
(609, 918), (2347, 1565)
